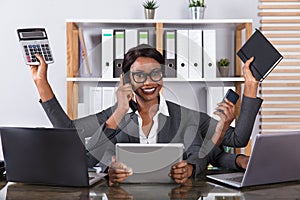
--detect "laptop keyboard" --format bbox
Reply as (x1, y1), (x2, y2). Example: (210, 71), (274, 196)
(227, 175), (243, 183)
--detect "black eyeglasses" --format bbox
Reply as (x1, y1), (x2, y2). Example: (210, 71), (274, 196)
(131, 68), (163, 84)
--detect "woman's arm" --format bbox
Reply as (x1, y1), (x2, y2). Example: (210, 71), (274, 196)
(215, 57), (263, 147)
(30, 54), (54, 102)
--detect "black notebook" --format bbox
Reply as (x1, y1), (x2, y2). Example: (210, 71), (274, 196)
(237, 29), (283, 82)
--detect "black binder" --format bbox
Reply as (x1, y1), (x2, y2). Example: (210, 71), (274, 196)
(237, 29), (283, 82)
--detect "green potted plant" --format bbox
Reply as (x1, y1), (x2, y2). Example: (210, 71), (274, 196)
(188, 0), (205, 19)
(188, 0), (205, 7)
(143, 0), (159, 19)
(217, 58), (230, 77)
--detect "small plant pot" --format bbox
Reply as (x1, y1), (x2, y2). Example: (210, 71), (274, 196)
(218, 66), (229, 77)
(144, 8), (155, 19)
(190, 6), (206, 20)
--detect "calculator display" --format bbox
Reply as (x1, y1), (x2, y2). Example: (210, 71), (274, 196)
(20, 31), (46, 39)
(17, 28), (54, 65)
(17, 28), (48, 40)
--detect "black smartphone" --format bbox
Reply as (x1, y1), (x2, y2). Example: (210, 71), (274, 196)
(223, 89), (239, 104)
(218, 89), (239, 115)
(123, 73), (138, 112)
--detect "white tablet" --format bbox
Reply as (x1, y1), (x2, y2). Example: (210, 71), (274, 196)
(116, 143), (184, 183)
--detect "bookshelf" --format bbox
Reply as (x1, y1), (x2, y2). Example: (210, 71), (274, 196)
(66, 19), (252, 154)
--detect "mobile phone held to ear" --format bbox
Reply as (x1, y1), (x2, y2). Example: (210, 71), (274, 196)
(223, 89), (239, 104)
(122, 73), (138, 112)
(17, 28), (54, 65)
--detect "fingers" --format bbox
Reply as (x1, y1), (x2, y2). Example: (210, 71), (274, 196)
(170, 161), (189, 184)
(215, 99), (235, 117)
(119, 74), (124, 86)
(245, 56), (254, 68)
(108, 168), (132, 186)
(34, 54), (47, 66)
(172, 160), (187, 168)
(221, 98), (235, 108)
(243, 57), (257, 82)
(116, 75), (134, 111)
(29, 54), (48, 77)
(109, 157), (133, 186)
(243, 57), (254, 74)
(111, 155), (116, 163)
(243, 57), (259, 98)
(236, 155), (250, 169)
(108, 167), (132, 186)
(109, 168), (132, 179)
(110, 158), (132, 173)
(171, 171), (188, 184)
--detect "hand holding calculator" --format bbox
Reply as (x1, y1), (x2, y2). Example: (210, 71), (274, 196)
(17, 28), (54, 65)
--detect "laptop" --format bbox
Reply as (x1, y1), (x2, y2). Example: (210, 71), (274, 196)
(0, 127), (107, 187)
(116, 143), (184, 183)
(207, 131), (300, 188)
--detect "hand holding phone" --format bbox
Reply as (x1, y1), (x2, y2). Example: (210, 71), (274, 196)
(217, 89), (239, 116)
(223, 89), (239, 104)
(122, 73), (138, 112)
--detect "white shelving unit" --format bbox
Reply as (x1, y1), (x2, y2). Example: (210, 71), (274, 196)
(66, 19), (252, 127)
(66, 19), (253, 155)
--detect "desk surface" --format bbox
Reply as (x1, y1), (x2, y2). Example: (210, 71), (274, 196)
(1, 178), (300, 200)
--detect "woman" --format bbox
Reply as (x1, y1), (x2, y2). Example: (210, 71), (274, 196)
(30, 44), (262, 185)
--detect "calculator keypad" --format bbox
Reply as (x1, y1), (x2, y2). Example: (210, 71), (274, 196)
(22, 42), (53, 64)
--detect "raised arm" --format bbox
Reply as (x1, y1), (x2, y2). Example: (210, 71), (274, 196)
(243, 57), (259, 98)
(30, 54), (54, 102)
(209, 57), (262, 148)
(221, 57), (262, 147)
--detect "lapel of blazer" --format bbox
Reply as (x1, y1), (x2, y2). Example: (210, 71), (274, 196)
(123, 113), (140, 143)
(157, 102), (182, 143)
(157, 113), (171, 143)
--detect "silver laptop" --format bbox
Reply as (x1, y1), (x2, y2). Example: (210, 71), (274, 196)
(116, 143), (184, 183)
(207, 131), (300, 188)
(0, 127), (106, 187)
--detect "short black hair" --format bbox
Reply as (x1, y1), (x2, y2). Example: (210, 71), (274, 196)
(122, 44), (165, 74)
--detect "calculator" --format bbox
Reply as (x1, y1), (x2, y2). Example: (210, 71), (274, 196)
(17, 28), (54, 65)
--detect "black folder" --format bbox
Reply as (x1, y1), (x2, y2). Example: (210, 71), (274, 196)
(237, 29), (283, 82)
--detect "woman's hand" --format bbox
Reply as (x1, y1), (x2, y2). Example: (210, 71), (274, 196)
(30, 54), (48, 83)
(169, 160), (193, 184)
(108, 157), (133, 186)
(214, 98), (236, 126)
(243, 57), (259, 98)
(106, 74), (135, 129)
(236, 154), (249, 169)
(30, 54), (54, 102)
(212, 98), (236, 146)
(115, 74), (134, 114)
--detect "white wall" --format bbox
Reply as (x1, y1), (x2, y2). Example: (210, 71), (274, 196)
(0, 0), (259, 127)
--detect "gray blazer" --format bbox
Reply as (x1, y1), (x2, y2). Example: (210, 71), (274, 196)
(40, 95), (262, 177)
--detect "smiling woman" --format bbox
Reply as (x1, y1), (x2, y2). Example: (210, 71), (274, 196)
(29, 42), (262, 187)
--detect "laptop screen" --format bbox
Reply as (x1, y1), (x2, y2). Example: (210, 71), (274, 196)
(0, 127), (90, 187)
